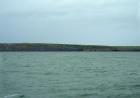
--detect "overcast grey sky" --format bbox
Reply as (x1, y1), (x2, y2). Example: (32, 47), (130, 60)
(0, 0), (140, 45)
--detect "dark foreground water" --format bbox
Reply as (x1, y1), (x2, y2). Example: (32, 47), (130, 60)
(0, 52), (140, 98)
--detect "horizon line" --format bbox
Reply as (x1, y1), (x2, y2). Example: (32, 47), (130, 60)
(0, 43), (140, 47)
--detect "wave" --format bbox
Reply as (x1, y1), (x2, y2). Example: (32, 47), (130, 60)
(3, 94), (24, 98)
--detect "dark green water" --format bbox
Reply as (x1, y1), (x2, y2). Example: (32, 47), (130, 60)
(0, 52), (140, 98)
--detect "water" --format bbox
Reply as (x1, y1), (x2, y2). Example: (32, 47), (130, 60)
(0, 52), (140, 98)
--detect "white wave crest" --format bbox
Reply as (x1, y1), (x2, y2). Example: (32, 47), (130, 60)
(3, 94), (24, 98)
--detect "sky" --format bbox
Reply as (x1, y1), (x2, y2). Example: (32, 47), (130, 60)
(0, 0), (140, 45)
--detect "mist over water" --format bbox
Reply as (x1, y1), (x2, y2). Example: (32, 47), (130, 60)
(0, 52), (140, 98)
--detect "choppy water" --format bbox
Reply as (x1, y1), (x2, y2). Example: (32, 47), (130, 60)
(0, 52), (140, 98)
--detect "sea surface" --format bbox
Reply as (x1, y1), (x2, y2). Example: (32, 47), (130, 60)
(0, 52), (140, 98)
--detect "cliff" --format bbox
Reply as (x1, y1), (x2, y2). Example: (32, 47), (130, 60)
(0, 43), (140, 51)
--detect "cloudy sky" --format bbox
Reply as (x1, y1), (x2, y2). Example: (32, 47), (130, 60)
(0, 0), (140, 45)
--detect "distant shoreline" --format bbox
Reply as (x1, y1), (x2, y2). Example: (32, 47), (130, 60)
(0, 43), (140, 51)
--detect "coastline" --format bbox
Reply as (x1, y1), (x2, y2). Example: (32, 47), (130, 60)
(0, 43), (140, 51)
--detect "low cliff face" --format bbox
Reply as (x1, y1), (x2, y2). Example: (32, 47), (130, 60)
(0, 43), (82, 51)
(0, 43), (140, 51)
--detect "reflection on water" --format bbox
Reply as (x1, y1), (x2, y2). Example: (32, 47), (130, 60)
(0, 52), (140, 98)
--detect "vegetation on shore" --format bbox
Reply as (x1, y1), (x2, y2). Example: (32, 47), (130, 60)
(0, 43), (140, 51)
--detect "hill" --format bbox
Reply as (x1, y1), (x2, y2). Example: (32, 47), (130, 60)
(0, 43), (140, 51)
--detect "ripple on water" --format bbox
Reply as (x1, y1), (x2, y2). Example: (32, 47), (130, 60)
(107, 93), (140, 98)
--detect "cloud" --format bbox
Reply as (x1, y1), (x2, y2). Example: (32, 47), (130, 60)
(0, 0), (139, 45)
